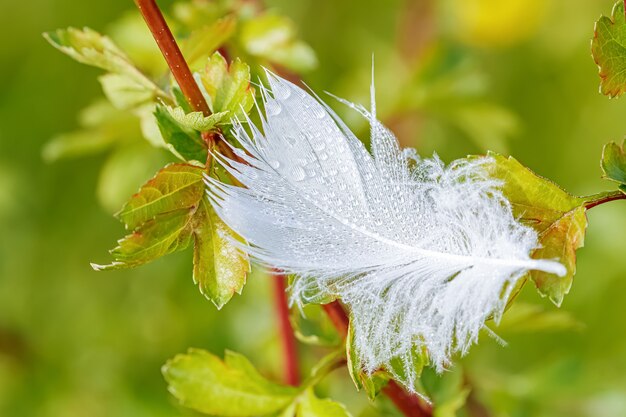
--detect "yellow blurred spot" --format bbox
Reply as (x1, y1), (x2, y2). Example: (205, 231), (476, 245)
(451, 0), (549, 47)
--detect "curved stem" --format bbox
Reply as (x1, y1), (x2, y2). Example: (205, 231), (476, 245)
(584, 190), (626, 210)
(273, 272), (300, 386)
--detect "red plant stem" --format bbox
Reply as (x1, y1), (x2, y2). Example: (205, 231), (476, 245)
(134, 0), (210, 116)
(273, 272), (300, 386)
(383, 381), (433, 417)
(322, 301), (350, 338)
(584, 190), (626, 210)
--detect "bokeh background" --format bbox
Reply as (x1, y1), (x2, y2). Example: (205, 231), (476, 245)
(2, 0), (626, 416)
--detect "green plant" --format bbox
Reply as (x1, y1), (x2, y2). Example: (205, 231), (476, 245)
(42, 1), (626, 415)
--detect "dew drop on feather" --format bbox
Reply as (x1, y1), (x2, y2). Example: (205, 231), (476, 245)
(269, 160), (281, 169)
(266, 100), (282, 116)
(273, 83), (291, 100)
(290, 166), (306, 181)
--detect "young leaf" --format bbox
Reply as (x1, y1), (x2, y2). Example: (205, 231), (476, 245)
(44, 27), (164, 106)
(192, 199), (250, 309)
(592, 1), (626, 97)
(162, 349), (298, 417)
(117, 163), (205, 230)
(92, 208), (195, 271)
(198, 52), (255, 118)
(42, 100), (138, 161)
(99, 73), (156, 109)
(296, 389), (352, 417)
(240, 14), (318, 73)
(95, 163), (248, 308)
(166, 105), (229, 131)
(154, 105), (207, 162)
(601, 141), (626, 189)
(484, 153), (587, 305)
(183, 15), (237, 69)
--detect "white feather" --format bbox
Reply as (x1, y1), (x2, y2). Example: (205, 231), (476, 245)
(206, 72), (566, 392)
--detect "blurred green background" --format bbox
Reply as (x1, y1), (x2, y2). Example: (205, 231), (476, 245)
(2, 0), (626, 416)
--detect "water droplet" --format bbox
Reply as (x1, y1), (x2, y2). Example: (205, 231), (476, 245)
(312, 141), (326, 152)
(284, 135), (297, 146)
(266, 100), (282, 116)
(273, 83), (291, 100)
(269, 160), (281, 169)
(290, 166), (306, 181)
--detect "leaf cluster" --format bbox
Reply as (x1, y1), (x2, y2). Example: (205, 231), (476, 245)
(44, 1), (317, 309)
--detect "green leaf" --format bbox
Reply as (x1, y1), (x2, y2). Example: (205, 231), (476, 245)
(484, 153), (587, 305)
(166, 105), (229, 131)
(192, 199), (250, 309)
(346, 321), (399, 400)
(183, 15), (237, 69)
(172, 85), (193, 113)
(92, 207), (195, 271)
(601, 141), (626, 186)
(420, 367), (468, 417)
(592, 1), (626, 97)
(198, 52), (255, 118)
(346, 324), (427, 400)
(529, 206), (587, 306)
(290, 304), (341, 347)
(43, 129), (116, 162)
(162, 349), (298, 417)
(116, 163), (205, 230)
(134, 104), (167, 148)
(495, 302), (583, 333)
(44, 27), (164, 105)
(42, 100), (138, 161)
(154, 104), (207, 163)
(386, 344), (428, 389)
(99, 73), (156, 109)
(296, 389), (352, 417)
(96, 162), (248, 309)
(240, 14), (318, 73)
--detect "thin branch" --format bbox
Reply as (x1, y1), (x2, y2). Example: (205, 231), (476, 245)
(134, 0), (210, 115)
(383, 381), (433, 417)
(273, 271), (300, 386)
(584, 190), (626, 210)
(322, 301), (350, 338)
